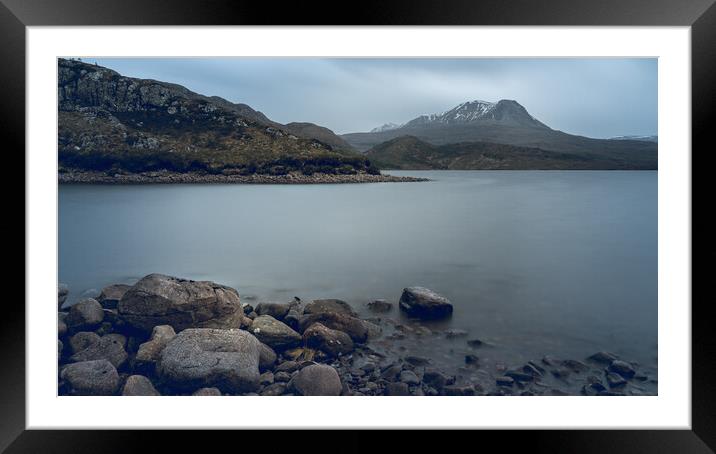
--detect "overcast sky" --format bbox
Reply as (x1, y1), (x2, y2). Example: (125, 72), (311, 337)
(82, 57), (657, 138)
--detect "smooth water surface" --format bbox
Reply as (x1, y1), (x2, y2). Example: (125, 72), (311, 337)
(59, 171), (657, 385)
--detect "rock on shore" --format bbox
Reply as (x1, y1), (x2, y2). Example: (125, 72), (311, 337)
(399, 287), (454, 320)
(157, 328), (261, 393)
(118, 274), (246, 333)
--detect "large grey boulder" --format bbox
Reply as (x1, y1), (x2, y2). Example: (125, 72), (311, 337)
(399, 287), (453, 320)
(249, 315), (302, 351)
(66, 298), (104, 331)
(303, 323), (354, 357)
(61, 359), (119, 395)
(122, 375), (160, 396)
(97, 284), (131, 309)
(157, 328), (261, 393)
(288, 364), (342, 396)
(117, 274), (245, 333)
(298, 312), (368, 343)
(303, 299), (357, 317)
(135, 325), (176, 372)
(70, 334), (128, 369)
(254, 302), (291, 320)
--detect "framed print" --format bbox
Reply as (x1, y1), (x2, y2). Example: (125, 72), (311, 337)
(6, 0), (713, 451)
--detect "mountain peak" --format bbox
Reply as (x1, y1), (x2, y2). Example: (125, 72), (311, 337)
(399, 99), (547, 130)
(371, 122), (402, 133)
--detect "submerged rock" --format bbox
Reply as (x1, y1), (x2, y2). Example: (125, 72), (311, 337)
(608, 360), (636, 378)
(367, 299), (393, 313)
(398, 287), (453, 320)
(117, 273), (245, 333)
(588, 351), (619, 364)
(157, 328), (261, 393)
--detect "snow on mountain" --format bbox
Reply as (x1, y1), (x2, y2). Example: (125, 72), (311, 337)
(370, 122), (402, 133)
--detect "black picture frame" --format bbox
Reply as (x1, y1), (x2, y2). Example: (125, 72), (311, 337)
(5, 0), (712, 452)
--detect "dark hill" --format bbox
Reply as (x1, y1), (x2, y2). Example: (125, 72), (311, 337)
(366, 135), (656, 170)
(58, 58), (369, 177)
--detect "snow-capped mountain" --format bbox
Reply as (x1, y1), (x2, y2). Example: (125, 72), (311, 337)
(398, 99), (548, 130)
(370, 122), (402, 133)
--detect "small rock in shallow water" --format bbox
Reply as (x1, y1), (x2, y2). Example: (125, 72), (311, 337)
(275, 361), (299, 373)
(304, 299), (357, 317)
(465, 354), (480, 366)
(582, 382), (607, 396)
(367, 299), (393, 313)
(385, 382), (410, 395)
(400, 370), (420, 385)
(404, 356), (430, 367)
(523, 363), (543, 377)
(274, 371), (292, 382)
(443, 384), (476, 396)
(606, 373), (627, 388)
(423, 369), (453, 391)
(466, 339), (484, 348)
(445, 329), (468, 338)
(505, 370), (533, 382)
(561, 359), (589, 373)
(398, 287), (453, 320)
(496, 376), (514, 387)
(608, 360), (636, 378)
(122, 375), (160, 396)
(588, 351), (619, 364)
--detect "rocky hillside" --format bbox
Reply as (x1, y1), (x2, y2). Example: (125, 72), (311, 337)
(366, 135), (656, 170)
(343, 100), (657, 170)
(58, 59), (370, 177)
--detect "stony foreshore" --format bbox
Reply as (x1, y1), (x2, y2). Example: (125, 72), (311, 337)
(57, 274), (655, 396)
(58, 170), (429, 185)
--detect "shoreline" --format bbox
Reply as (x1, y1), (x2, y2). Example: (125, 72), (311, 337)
(58, 170), (430, 185)
(58, 276), (656, 397)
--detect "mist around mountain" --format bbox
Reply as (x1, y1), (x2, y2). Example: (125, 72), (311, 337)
(58, 58), (372, 178)
(343, 100), (657, 170)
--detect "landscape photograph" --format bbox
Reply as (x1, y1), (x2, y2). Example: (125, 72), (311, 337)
(57, 57), (657, 397)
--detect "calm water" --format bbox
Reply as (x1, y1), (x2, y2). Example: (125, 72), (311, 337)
(59, 171), (657, 389)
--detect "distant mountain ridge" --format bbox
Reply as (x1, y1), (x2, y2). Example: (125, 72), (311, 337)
(342, 99), (657, 170)
(366, 135), (654, 170)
